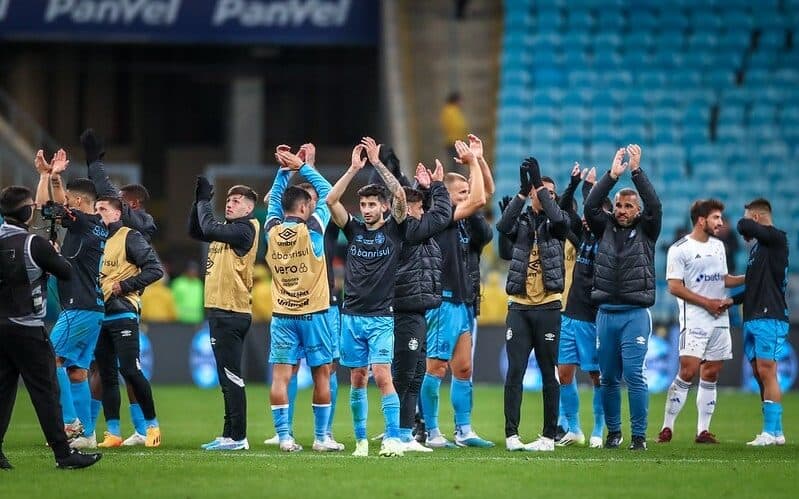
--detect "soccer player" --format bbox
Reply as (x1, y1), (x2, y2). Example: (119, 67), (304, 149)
(584, 145), (661, 451)
(556, 166), (608, 449)
(392, 160), (451, 452)
(93, 197), (164, 448)
(190, 177), (260, 451)
(497, 158), (568, 452)
(657, 199), (743, 444)
(264, 146), (338, 452)
(82, 128), (156, 445)
(736, 198), (789, 446)
(35, 150), (109, 449)
(326, 137), (407, 457)
(420, 140), (491, 449)
(0, 185), (102, 470)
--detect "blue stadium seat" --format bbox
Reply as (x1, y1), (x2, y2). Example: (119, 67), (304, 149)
(717, 29), (750, 51)
(568, 70), (598, 87)
(561, 31), (591, 49)
(659, 11), (688, 30)
(669, 70), (702, 87)
(758, 30), (787, 50)
(624, 31), (654, 50)
(688, 9), (722, 32)
(655, 30), (685, 51)
(749, 49), (777, 70)
(529, 32), (561, 51)
(534, 7), (564, 30)
(682, 50), (714, 69)
(566, 8), (593, 30)
(687, 31), (718, 50)
(723, 9), (754, 30)
(588, 141), (620, 167)
(592, 49), (622, 68)
(559, 142), (586, 165)
(703, 69), (735, 90)
(652, 50), (683, 69)
(596, 10), (626, 31)
(749, 103), (777, 127)
(560, 105), (589, 127)
(562, 48), (589, 67)
(638, 71), (667, 87)
(534, 67), (565, 86)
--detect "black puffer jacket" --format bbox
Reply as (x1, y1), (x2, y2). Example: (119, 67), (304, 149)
(496, 189), (569, 297)
(394, 181), (451, 313)
(584, 169), (662, 308)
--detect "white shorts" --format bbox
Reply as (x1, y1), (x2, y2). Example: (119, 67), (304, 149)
(679, 326), (732, 361)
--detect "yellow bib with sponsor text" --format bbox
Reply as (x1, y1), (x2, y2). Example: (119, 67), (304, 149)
(100, 226), (141, 311)
(204, 219), (260, 314)
(266, 222), (329, 315)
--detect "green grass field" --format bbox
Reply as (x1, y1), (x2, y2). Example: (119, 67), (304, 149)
(1, 384), (797, 498)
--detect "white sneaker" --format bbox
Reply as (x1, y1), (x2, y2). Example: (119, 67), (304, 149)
(263, 434), (280, 446)
(64, 419), (84, 440)
(312, 437), (343, 452)
(122, 432), (147, 446)
(404, 439), (433, 453)
(279, 438), (303, 452)
(379, 437), (405, 457)
(556, 431), (586, 447)
(69, 432), (97, 449)
(506, 435), (526, 451)
(775, 435), (786, 446)
(524, 436), (555, 452)
(425, 434), (455, 448)
(589, 436), (603, 449)
(454, 430), (495, 448)
(747, 432), (777, 446)
(326, 436), (345, 451)
(352, 439), (369, 457)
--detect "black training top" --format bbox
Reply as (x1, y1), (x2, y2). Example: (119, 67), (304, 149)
(737, 219), (789, 323)
(435, 213), (473, 304)
(56, 207), (107, 312)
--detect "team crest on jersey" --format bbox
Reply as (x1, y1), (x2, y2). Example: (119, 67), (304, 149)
(375, 232), (385, 245)
(506, 328), (513, 341)
(408, 338), (419, 351)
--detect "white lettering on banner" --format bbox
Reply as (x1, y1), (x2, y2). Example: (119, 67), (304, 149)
(212, 0), (351, 28)
(44, 0), (181, 26)
(0, 0), (10, 22)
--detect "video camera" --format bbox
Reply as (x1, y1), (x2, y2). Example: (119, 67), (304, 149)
(40, 201), (58, 221)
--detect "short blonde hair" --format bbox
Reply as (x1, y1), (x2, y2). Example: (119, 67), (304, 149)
(444, 172), (468, 187)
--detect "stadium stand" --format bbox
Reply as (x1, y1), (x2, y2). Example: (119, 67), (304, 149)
(497, 0), (799, 321)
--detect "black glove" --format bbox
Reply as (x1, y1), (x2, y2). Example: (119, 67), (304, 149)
(518, 164), (533, 196)
(498, 195), (512, 214)
(569, 167), (582, 187)
(523, 157), (543, 188)
(80, 128), (105, 165)
(195, 176), (214, 202)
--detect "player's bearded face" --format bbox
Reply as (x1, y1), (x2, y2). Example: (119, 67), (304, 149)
(614, 194), (640, 227)
(359, 196), (385, 225)
(703, 211), (724, 236)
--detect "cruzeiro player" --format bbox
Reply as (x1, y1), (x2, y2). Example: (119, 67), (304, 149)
(34, 150), (108, 449)
(658, 199), (743, 444)
(736, 198), (789, 446)
(556, 165), (608, 448)
(326, 138), (407, 457)
(264, 146), (338, 452)
(93, 197), (164, 448)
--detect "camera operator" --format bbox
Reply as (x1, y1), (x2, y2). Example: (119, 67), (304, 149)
(0, 186), (102, 470)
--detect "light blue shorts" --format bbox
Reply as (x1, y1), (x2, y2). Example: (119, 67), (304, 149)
(339, 314), (394, 368)
(269, 312), (333, 368)
(50, 309), (104, 369)
(425, 301), (474, 361)
(558, 316), (599, 372)
(743, 319), (789, 362)
(325, 304), (341, 360)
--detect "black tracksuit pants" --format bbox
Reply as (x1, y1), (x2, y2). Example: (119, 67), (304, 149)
(209, 311), (251, 441)
(504, 305), (561, 439)
(392, 311), (427, 430)
(0, 324), (71, 459)
(94, 318), (156, 422)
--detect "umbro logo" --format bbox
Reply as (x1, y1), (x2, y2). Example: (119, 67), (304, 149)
(636, 336), (646, 345)
(278, 227), (297, 241)
(695, 254), (702, 259)
(120, 330), (132, 337)
(544, 332), (556, 341)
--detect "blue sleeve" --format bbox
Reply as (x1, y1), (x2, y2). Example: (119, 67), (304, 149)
(266, 169), (291, 224)
(299, 164), (332, 229)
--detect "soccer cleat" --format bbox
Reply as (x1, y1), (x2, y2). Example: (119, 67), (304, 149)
(352, 439), (369, 457)
(524, 436), (555, 452)
(656, 427), (673, 443)
(145, 427), (161, 448)
(589, 436), (603, 449)
(326, 436), (345, 451)
(775, 435), (786, 446)
(201, 437), (225, 449)
(279, 438), (303, 452)
(604, 432), (623, 449)
(695, 431), (719, 444)
(55, 449), (102, 470)
(312, 437), (343, 452)
(378, 437), (405, 457)
(425, 434), (456, 449)
(554, 425), (567, 443)
(64, 419), (84, 441)
(505, 435), (526, 451)
(629, 435), (647, 451)
(556, 431), (586, 447)
(69, 433), (97, 449)
(0, 450), (12, 470)
(413, 419), (426, 444)
(263, 434), (280, 446)
(97, 432), (123, 448)
(404, 439), (433, 453)
(455, 430), (495, 448)
(746, 432), (777, 446)
(122, 433), (146, 446)
(210, 438), (250, 451)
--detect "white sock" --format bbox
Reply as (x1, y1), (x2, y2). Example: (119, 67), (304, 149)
(662, 376), (691, 430)
(696, 380), (717, 434)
